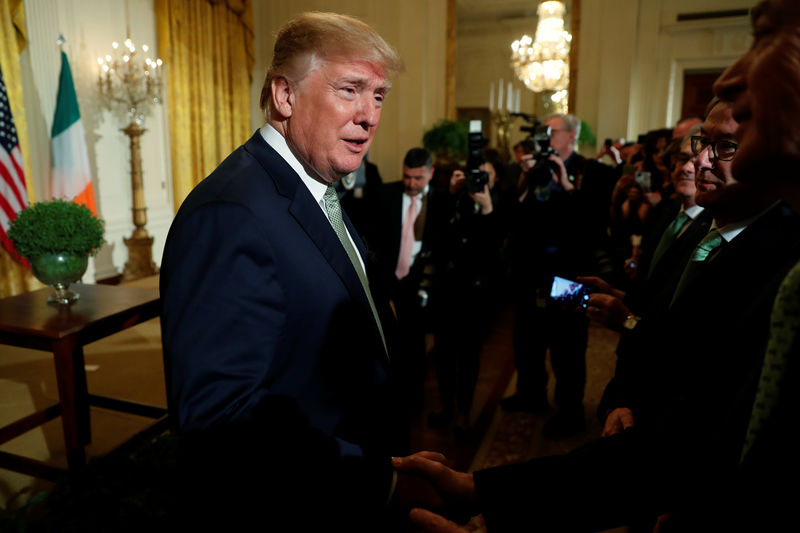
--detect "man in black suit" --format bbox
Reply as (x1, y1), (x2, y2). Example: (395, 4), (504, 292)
(160, 13), (445, 530)
(581, 127), (713, 435)
(394, 96), (800, 531)
(713, 2), (800, 528)
(372, 147), (450, 412)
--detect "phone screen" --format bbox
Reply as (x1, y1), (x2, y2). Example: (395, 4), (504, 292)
(550, 276), (590, 309)
(635, 171), (652, 192)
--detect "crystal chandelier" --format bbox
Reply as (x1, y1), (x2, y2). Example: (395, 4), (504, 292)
(96, 38), (163, 125)
(510, 1), (572, 93)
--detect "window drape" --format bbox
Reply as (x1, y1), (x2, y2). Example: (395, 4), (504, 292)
(155, 0), (254, 212)
(0, 0), (41, 298)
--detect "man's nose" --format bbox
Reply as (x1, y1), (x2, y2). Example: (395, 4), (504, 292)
(355, 96), (380, 128)
(695, 144), (714, 170)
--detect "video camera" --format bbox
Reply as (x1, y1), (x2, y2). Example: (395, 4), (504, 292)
(516, 113), (560, 188)
(466, 120), (489, 193)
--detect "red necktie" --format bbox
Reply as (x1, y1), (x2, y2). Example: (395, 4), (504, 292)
(395, 194), (418, 279)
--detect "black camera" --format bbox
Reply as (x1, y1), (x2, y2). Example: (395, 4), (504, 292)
(528, 124), (559, 187)
(466, 120), (489, 193)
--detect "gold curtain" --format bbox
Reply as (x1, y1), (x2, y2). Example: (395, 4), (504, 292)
(155, 0), (254, 212)
(0, 0), (41, 298)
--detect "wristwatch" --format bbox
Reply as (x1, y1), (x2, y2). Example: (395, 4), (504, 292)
(623, 313), (641, 331)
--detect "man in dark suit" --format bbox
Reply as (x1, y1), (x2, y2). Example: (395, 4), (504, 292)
(160, 13), (444, 531)
(581, 128), (713, 435)
(371, 148), (450, 412)
(393, 95), (800, 531)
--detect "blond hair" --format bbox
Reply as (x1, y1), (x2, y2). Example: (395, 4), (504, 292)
(260, 12), (404, 112)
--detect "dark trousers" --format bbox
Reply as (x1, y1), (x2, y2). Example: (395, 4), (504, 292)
(391, 276), (428, 412)
(513, 295), (588, 412)
(433, 281), (494, 416)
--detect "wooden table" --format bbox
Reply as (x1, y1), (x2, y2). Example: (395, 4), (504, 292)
(0, 284), (167, 480)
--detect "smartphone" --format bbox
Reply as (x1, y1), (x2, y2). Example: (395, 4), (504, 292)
(549, 276), (591, 309)
(635, 171), (652, 192)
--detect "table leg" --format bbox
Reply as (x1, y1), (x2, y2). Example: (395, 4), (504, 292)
(52, 337), (90, 470)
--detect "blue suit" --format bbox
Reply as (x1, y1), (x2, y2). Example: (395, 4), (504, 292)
(160, 131), (404, 529)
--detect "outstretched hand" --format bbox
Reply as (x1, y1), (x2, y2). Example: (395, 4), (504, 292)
(392, 451), (450, 514)
(409, 508), (470, 533)
(392, 452), (478, 524)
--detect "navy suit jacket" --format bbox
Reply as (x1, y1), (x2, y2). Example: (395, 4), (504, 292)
(160, 131), (403, 528)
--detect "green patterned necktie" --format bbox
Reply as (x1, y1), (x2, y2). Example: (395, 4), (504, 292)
(671, 229), (723, 306)
(322, 186), (387, 357)
(648, 211), (691, 279)
(741, 260), (800, 461)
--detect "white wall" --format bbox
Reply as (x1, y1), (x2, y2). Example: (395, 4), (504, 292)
(575, 0), (755, 153)
(456, 15), (540, 151)
(21, 0), (172, 282)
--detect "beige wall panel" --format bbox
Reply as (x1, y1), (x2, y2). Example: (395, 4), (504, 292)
(456, 16), (540, 151)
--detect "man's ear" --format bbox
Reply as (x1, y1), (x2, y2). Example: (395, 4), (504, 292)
(271, 77), (294, 119)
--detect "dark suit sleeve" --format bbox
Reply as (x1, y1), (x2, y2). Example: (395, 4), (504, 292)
(473, 431), (678, 532)
(162, 201), (289, 430)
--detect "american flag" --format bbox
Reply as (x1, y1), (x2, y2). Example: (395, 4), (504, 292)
(0, 63), (30, 263)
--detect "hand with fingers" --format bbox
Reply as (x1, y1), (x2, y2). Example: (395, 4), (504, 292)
(585, 293), (631, 331)
(602, 407), (635, 437)
(392, 452), (478, 524)
(576, 275), (626, 300)
(409, 508), (470, 533)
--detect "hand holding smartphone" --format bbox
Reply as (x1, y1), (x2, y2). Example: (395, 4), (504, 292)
(549, 276), (591, 310)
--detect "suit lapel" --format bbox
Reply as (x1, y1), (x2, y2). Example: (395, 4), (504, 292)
(244, 132), (383, 356)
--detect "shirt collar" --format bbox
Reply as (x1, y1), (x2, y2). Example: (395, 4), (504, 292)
(260, 123), (328, 205)
(683, 205), (704, 219)
(405, 185), (429, 199)
(713, 201), (780, 243)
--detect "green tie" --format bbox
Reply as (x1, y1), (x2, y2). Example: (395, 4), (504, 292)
(648, 211), (691, 279)
(323, 186), (388, 357)
(671, 229), (723, 306)
(741, 260), (800, 461)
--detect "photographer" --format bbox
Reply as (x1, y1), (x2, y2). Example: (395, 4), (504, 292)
(429, 149), (509, 435)
(501, 113), (602, 439)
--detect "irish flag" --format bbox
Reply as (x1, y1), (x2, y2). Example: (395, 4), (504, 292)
(51, 51), (96, 215)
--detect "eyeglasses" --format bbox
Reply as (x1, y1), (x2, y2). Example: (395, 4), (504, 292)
(690, 135), (738, 161)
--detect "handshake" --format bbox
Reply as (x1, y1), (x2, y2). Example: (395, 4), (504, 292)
(390, 451), (477, 532)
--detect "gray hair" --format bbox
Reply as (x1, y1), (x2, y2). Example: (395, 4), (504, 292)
(545, 113), (581, 146)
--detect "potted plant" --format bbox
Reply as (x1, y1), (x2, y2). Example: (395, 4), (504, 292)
(422, 119), (469, 166)
(8, 199), (104, 304)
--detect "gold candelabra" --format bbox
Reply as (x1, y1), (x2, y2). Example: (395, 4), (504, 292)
(97, 38), (162, 281)
(491, 109), (513, 160)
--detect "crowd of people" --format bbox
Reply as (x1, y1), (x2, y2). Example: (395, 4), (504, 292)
(159, 2), (798, 530)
